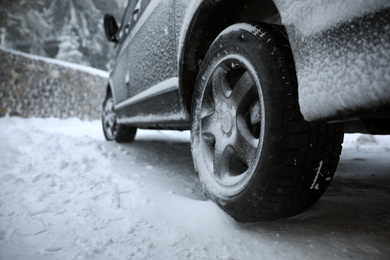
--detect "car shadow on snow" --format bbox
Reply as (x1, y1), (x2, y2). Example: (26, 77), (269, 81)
(103, 137), (390, 257)
(235, 158), (390, 246)
(108, 136), (390, 237)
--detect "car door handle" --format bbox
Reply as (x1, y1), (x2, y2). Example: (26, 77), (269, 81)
(132, 8), (140, 21)
(124, 24), (130, 34)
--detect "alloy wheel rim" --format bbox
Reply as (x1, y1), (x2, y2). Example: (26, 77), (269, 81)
(198, 55), (265, 195)
(103, 98), (119, 139)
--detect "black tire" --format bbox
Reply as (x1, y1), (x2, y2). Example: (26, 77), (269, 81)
(102, 90), (137, 143)
(190, 23), (344, 222)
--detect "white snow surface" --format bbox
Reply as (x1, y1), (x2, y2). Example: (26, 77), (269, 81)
(1, 117), (389, 260)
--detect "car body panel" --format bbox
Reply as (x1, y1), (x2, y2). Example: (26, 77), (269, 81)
(274, 0), (390, 121)
(110, 0), (190, 126)
(108, 0), (390, 127)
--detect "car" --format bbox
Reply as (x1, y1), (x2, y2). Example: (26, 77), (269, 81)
(102, 0), (390, 222)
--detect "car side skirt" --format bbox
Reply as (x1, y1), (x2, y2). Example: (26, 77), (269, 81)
(115, 77), (191, 130)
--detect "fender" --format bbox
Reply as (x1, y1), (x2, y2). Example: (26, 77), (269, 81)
(273, 0), (390, 121)
(178, 0), (390, 122)
(176, 0), (281, 114)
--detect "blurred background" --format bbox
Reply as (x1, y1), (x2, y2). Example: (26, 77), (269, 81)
(0, 0), (127, 70)
(0, 0), (129, 119)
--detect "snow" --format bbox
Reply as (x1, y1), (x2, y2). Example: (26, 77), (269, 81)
(294, 26), (390, 121)
(274, 0), (390, 36)
(111, 0), (176, 103)
(217, 23), (267, 42)
(117, 112), (187, 124)
(0, 47), (109, 78)
(310, 161), (324, 190)
(177, 0), (202, 65)
(117, 0), (163, 58)
(272, 1), (390, 121)
(115, 77), (178, 110)
(1, 117), (389, 259)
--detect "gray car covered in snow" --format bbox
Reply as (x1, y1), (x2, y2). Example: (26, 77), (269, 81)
(102, 0), (390, 221)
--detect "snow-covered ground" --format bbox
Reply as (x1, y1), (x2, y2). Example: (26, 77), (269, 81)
(0, 117), (389, 260)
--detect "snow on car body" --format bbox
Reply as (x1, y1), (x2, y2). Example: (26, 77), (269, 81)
(275, 0), (390, 121)
(102, 0), (390, 221)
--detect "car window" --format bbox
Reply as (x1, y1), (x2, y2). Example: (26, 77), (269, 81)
(118, 0), (150, 42)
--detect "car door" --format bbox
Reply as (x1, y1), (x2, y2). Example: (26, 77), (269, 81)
(114, 0), (183, 124)
(109, 0), (142, 105)
(126, 0), (176, 97)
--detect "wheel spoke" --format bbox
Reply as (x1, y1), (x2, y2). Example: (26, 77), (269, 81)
(213, 140), (231, 179)
(104, 115), (111, 128)
(106, 125), (113, 137)
(105, 100), (113, 112)
(230, 71), (255, 106)
(102, 96), (124, 140)
(212, 67), (230, 101)
(201, 111), (219, 137)
(233, 127), (258, 169)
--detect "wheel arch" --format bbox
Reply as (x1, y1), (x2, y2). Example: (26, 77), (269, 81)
(106, 83), (113, 95)
(106, 81), (116, 105)
(178, 0), (283, 114)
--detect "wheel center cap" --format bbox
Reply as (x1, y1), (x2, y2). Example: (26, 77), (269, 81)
(222, 111), (233, 134)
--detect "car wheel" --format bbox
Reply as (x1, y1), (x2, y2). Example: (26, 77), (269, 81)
(102, 90), (137, 143)
(191, 23), (344, 221)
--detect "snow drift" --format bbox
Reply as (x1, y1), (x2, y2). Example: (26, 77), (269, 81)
(0, 117), (389, 259)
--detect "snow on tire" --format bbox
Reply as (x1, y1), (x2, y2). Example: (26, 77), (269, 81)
(190, 23), (344, 222)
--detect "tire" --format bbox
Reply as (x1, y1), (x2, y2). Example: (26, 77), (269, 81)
(190, 23), (344, 222)
(102, 90), (137, 143)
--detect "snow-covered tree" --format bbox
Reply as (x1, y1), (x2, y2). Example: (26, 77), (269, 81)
(56, 34), (84, 64)
(0, 0), (125, 69)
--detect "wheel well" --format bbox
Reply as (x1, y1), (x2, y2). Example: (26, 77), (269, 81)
(106, 84), (112, 95)
(179, 0), (282, 113)
(106, 83), (115, 103)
